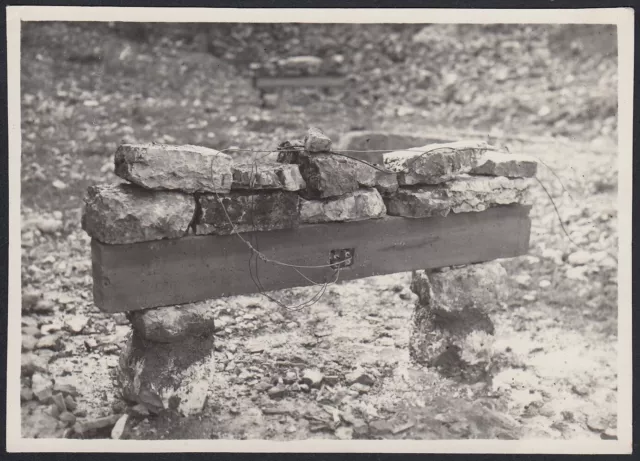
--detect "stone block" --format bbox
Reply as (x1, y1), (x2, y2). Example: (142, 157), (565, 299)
(409, 262), (509, 383)
(128, 302), (216, 343)
(115, 143), (233, 193)
(82, 183), (195, 244)
(195, 191), (299, 235)
(470, 152), (538, 178)
(385, 176), (532, 218)
(231, 163), (306, 191)
(304, 127), (332, 152)
(117, 329), (215, 416)
(384, 141), (496, 185)
(300, 188), (386, 224)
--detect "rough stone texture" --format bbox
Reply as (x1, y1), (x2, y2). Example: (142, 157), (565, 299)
(277, 56), (324, 76)
(300, 188), (386, 224)
(409, 262), (509, 383)
(470, 152), (538, 178)
(117, 329), (215, 416)
(115, 143), (233, 193)
(82, 183), (195, 244)
(385, 176), (532, 218)
(195, 191), (299, 235)
(384, 141), (496, 185)
(231, 163), (306, 191)
(128, 302), (216, 343)
(304, 127), (332, 153)
(279, 149), (398, 199)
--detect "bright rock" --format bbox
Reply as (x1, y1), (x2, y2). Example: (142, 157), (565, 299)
(300, 188), (386, 224)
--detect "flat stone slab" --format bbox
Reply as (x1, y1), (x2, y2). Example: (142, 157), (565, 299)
(300, 188), (386, 224)
(195, 191), (299, 235)
(82, 183), (195, 244)
(115, 143), (233, 193)
(384, 141), (497, 185)
(385, 176), (532, 218)
(279, 150), (398, 199)
(128, 302), (216, 343)
(231, 163), (306, 191)
(470, 152), (538, 178)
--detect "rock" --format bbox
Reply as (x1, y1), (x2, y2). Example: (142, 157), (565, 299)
(566, 266), (588, 281)
(267, 385), (287, 399)
(22, 353), (48, 377)
(232, 163), (306, 191)
(279, 149), (397, 199)
(369, 419), (393, 437)
(345, 370), (376, 386)
(335, 426), (353, 440)
(514, 274), (531, 287)
(58, 411), (77, 426)
(22, 289), (41, 311)
(130, 403), (150, 417)
(32, 298), (55, 313)
(470, 152), (538, 178)
(586, 414), (609, 433)
(283, 371), (297, 384)
(21, 387), (34, 401)
(538, 280), (551, 288)
(385, 176), (532, 218)
(195, 191), (299, 235)
(522, 293), (537, 302)
(568, 250), (592, 266)
(129, 302), (216, 343)
(324, 375), (339, 386)
(49, 403), (61, 419)
(115, 143), (233, 193)
(601, 427), (617, 440)
(36, 218), (63, 234)
(65, 316), (89, 334)
(111, 414), (129, 439)
(300, 188), (386, 224)
(350, 383), (371, 394)
(82, 183), (195, 244)
(116, 329), (215, 416)
(351, 419), (369, 437)
(301, 369), (324, 388)
(22, 335), (37, 351)
(32, 372), (54, 402)
(384, 141), (494, 185)
(304, 127), (332, 152)
(52, 393), (67, 412)
(300, 383), (310, 393)
(64, 395), (77, 412)
(541, 248), (564, 265)
(21, 407), (64, 438)
(409, 262), (508, 383)
(35, 334), (62, 351)
(73, 414), (122, 436)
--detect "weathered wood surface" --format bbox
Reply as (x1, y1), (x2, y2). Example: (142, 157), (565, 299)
(253, 75), (346, 90)
(92, 205), (531, 313)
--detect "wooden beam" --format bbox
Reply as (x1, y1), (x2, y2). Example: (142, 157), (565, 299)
(254, 76), (346, 90)
(91, 205), (531, 313)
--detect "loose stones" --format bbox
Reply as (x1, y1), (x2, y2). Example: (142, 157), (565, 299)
(231, 163), (306, 191)
(300, 188), (386, 224)
(115, 143), (233, 193)
(304, 127), (332, 152)
(195, 191), (300, 235)
(81, 184), (195, 244)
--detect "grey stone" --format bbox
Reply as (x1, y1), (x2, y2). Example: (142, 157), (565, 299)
(409, 262), (509, 383)
(111, 414), (129, 439)
(115, 143), (233, 193)
(232, 163), (306, 191)
(58, 411), (76, 426)
(21, 353), (48, 377)
(385, 176), (532, 218)
(470, 152), (538, 178)
(128, 302), (216, 343)
(21, 388), (34, 401)
(279, 149), (397, 199)
(116, 329), (215, 416)
(195, 191), (300, 235)
(73, 414), (122, 436)
(22, 335), (37, 351)
(300, 188), (386, 224)
(82, 183), (195, 244)
(384, 141), (496, 185)
(369, 420), (393, 436)
(268, 385), (288, 399)
(301, 369), (324, 388)
(278, 56), (324, 76)
(304, 127), (332, 152)
(345, 370), (376, 386)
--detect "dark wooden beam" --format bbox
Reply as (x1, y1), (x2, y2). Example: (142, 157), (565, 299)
(91, 205), (531, 313)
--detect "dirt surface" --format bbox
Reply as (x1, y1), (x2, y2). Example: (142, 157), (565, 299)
(19, 22), (618, 441)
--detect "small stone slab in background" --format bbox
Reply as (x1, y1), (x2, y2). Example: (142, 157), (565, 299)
(300, 188), (386, 224)
(470, 151), (538, 178)
(384, 140), (496, 185)
(115, 143), (233, 193)
(81, 184), (195, 244)
(129, 302), (217, 343)
(231, 163), (306, 191)
(385, 176), (532, 218)
(195, 191), (300, 235)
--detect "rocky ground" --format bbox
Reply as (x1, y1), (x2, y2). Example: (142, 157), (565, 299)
(19, 22), (619, 441)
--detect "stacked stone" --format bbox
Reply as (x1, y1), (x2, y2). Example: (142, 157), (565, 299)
(276, 127), (397, 224)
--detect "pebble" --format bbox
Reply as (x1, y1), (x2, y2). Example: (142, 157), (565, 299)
(22, 326), (41, 337)
(285, 425), (297, 434)
(334, 426), (353, 440)
(111, 414), (129, 439)
(267, 385), (287, 399)
(538, 280), (551, 288)
(571, 384), (590, 396)
(33, 298), (55, 313)
(514, 274), (531, 287)
(21, 353), (48, 376)
(65, 316), (89, 334)
(586, 414), (609, 432)
(345, 370), (376, 386)
(225, 361), (236, 372)
(566, 266), (588, 281)
(324, 375), (339, 386)
(36, 218), (63, 234)
(541, 248), (564, 264)
(52, 393), (67, 412)
(522, 293), (537, 302)
(350, 383), (372, 394)
(22, 290), (41, 311)
(369, 419), (393, 436)
(601, 427), (617, 440)
(568, 250), (592, 266)
(52, 180), (67, 190)
(301, 369), (324, 388)
(35, 334), (61, 350)
(283, 371), (297, 384)
(49, 403), (61, 419)
(300, 383), (310, 393)
(73, 414), (122, 435)
(286, 322), (297, 329)
(58, 411), (76, 426)
(22, 335), (37, 351)
(21, 387), (34, 401)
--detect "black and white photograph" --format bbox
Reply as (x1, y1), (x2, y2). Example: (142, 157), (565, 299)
(6, 6), (633, 453)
